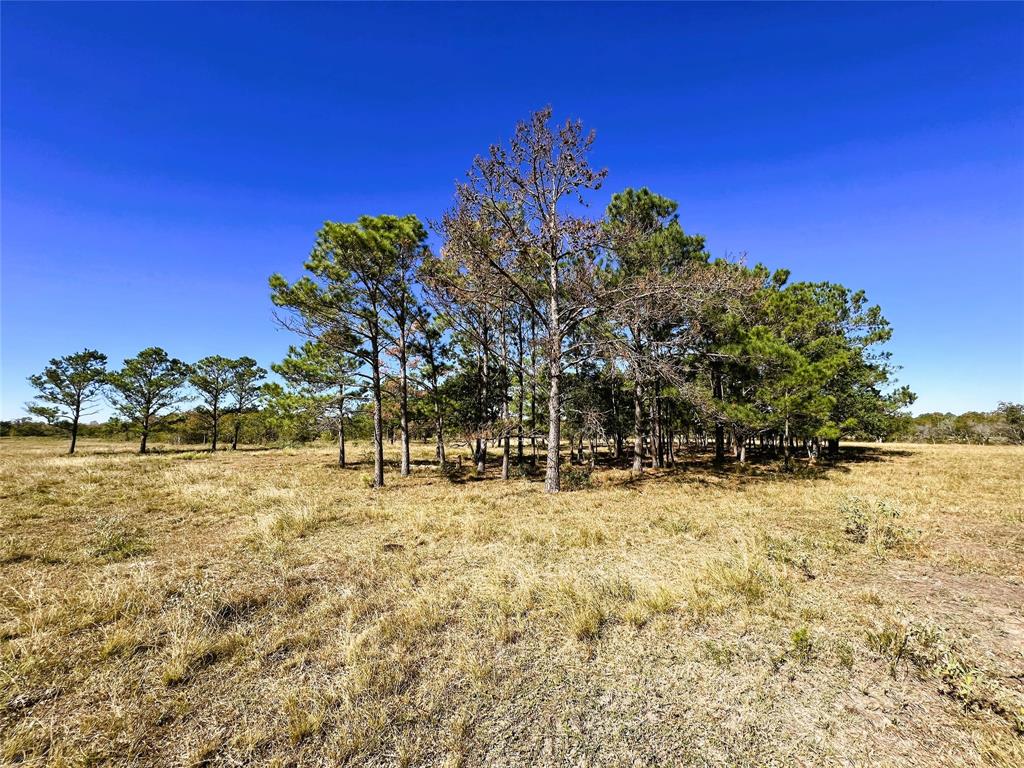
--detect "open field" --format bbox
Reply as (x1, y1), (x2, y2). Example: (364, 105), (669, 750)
(1, 438), (1022, 767)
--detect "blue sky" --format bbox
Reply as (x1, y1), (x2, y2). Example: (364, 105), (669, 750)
(2, 1), (1022, 419)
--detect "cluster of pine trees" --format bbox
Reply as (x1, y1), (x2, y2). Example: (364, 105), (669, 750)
(24, 349), (266, 455)
(267, 108), (915, 492)
(21, 109), (919, 492)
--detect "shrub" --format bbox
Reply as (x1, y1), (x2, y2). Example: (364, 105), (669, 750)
(509, 463), (534, 480)
(439, 461), (467, 483)
(841, 496), (917, 554)
(841, 497), (871, 543)
(560, 465), (592, 491)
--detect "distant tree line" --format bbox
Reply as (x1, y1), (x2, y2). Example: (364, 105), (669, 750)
(886, 403), (1024, 445)
(13, 109), (939, 492)
(19, 348), (268, 455)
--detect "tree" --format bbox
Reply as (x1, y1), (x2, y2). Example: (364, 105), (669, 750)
(439, 107), (607, 492)
(271, 215), (419, 487)
(421, 252), (500, 474)
(189, 356), (235, 450)
(743, 326), (842, 467)
(272, 340), (361, 465)
(996, 402), (1024, 445)
(228, 357), (267, 449)
(602, 187), (709, 471)
(261, 383), (322, 444)
(26, 349), (108, 454)
(106, 347), (190, 453)
(767, 281), (911, 457)
(379, 217), (429, 477)
(410, 314), (452, 466)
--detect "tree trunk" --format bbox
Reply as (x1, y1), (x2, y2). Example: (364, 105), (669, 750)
(140, 414), (150, 455)
(501, 309), (510, 481)
(610, 381), (621, 461)
(545, 356), (561, 492)
(371, 334), (385, 488)
(648, 390), (659, 470)
(632, 377), (644, 472)
(783, 417), (791, 470)
(517, 318), (525, 466)
(530, 314), (538, 466)
(712, 367), (724, 462)
(826, 437), (839, 458)
(399, 332), (411, 478)
(211, 404), (219, 451)
(653, 381), (664, 468)
(434, 403), (446, 466)
(69, 402), (81, 454)
(338, 390), (347, 467)
(232, 418), (241, 450)
(544, 278), (562, 493)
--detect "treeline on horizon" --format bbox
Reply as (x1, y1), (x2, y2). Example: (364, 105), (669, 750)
(6, 404), (1022, 449)
(21, 108), (1014, 492)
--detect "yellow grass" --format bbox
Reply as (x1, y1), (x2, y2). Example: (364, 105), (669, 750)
(1, 438), (1022, 766)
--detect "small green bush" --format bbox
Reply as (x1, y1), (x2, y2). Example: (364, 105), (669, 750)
(509, 463), (534, 480)
(841, 496), (917, 554)
(560, 465), (592, 491)
(790, 626), (814, 665)
(439, 461), (467, 483)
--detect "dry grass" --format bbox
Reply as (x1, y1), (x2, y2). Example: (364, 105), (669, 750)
(1, 438), (1022, 766)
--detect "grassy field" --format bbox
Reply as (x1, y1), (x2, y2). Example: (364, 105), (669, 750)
(1, 438), (1021, 767)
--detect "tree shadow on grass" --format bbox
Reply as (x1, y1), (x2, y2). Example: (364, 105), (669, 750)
(598, 445), (911, 490)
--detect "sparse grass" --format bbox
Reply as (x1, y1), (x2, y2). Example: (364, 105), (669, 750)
(161, 631), (242, 686)
(1, 437), (1022, 766)
(88, 515), (150, 560)
(283, 691), (330, 745)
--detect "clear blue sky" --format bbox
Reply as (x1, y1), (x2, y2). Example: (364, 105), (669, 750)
(3, 2), (1022, 419)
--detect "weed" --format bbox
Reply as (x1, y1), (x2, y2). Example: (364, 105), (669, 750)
(790, 626), (814, 665)
(834, 639), (855, 670)
(560, 465), (592, 491)
(283, 692), (329, 745)
(703, 639), (735, 665)
(89, 516), (150, 560)
(840, 496), (918, 555)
